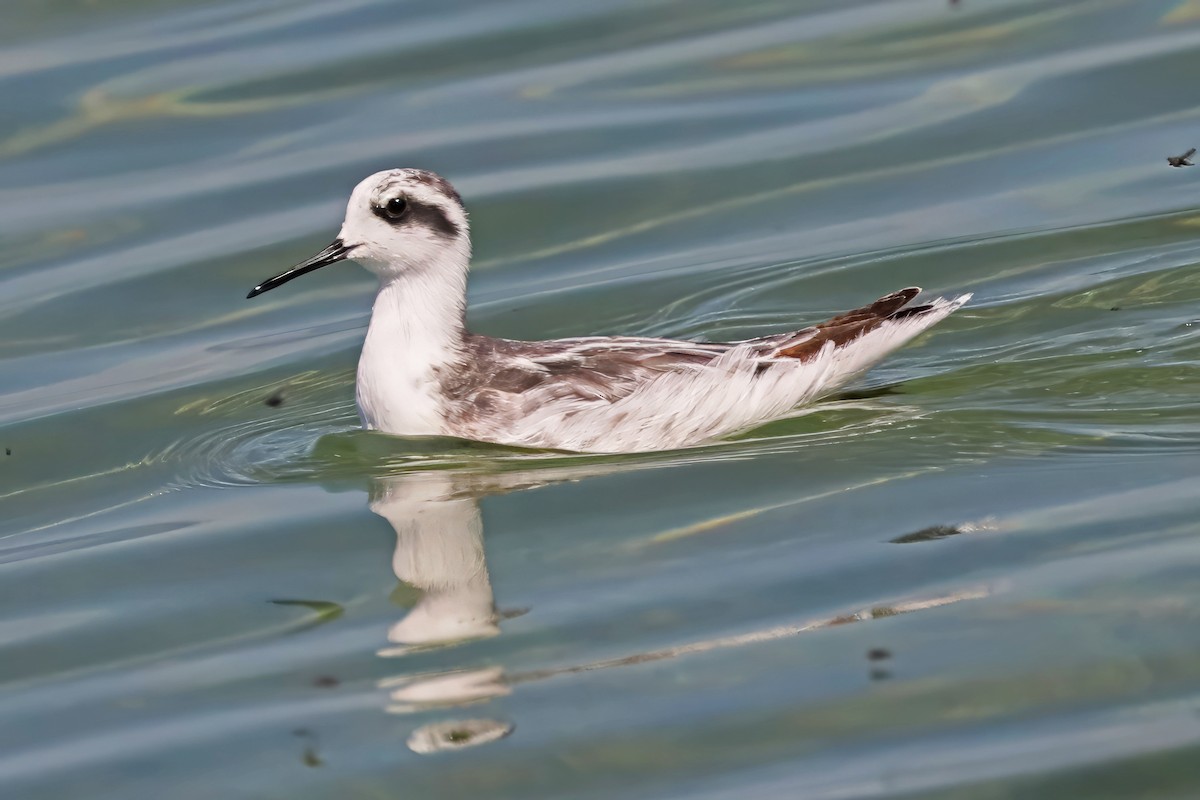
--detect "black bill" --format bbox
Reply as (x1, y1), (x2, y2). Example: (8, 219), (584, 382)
(246, 239), (351, 299)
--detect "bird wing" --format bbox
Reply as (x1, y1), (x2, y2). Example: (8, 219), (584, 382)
(451, 334), (730, 407)
(450, 287), (930, 409)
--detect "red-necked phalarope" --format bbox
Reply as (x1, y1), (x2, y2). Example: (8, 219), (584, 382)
(247, 168), (971, 453)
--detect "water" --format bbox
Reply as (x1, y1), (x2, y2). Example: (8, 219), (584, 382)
(3, 0), (1200, 797)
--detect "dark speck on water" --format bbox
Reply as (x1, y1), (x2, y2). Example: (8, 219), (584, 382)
(265, 389), (286, 408)
(312, 675), (339, 688)
(867, 647), (892, 662)
(891, 524), (964, 544)
(1110, 306), (1121, 311)
(4, 448), (9, 456)
(292, 729), (322, 767)
(1167, 147), (1196, 167)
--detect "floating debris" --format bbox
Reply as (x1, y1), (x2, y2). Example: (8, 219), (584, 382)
(891, 518), (997, 544)
(292, 728), (323, 767)
(4, 448), (9, 456)
(868, 647), (893, 680)
(1168, 147), (1196, 167)
(264, 388), (286, 407)
(270, 598), (345, 632)
(891, 524), (962, 544)
(312, 675), (340, 689)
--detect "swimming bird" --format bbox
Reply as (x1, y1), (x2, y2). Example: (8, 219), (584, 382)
(247, 169), (970, 453)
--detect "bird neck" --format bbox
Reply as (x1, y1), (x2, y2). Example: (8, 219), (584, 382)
(366, 267), (468, 367)
(355, 266), (469, 435)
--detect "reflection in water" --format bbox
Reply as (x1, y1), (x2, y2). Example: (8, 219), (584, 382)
(366, 468), (993, 754)
(371, 473), (499, 650)
(406, 718), (515, 755)
(369, 471), (518, 753)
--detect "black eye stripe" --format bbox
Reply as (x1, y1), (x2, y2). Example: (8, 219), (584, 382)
(372, 198), (460, 239)
(410, 202), (460, 239)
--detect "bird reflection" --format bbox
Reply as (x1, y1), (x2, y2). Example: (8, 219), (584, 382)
(363, 464), (994, 754)
(366, 467), (574, 753)
(370, 472), (500, 650)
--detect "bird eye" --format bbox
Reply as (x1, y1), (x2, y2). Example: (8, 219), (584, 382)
(384, 197), (409, 219)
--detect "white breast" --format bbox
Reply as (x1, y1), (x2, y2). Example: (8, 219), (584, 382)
(355, 344), (444, 436)
(354, 277), (460, 437)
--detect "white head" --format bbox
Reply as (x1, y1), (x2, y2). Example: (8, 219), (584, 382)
(247, 168), (470, 298)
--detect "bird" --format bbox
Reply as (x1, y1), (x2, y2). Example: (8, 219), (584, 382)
(247, 169), (971, 453)
(1168, 148), (1196, 168)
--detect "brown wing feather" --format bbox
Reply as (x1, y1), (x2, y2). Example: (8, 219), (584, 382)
(445, 335), (727, 410)
(773, 287), (923, 361)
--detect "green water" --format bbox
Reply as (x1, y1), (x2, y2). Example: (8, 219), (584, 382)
(4, 1), (1200, 797)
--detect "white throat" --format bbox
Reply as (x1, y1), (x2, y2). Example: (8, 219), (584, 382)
(355, 261), (467, 436)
